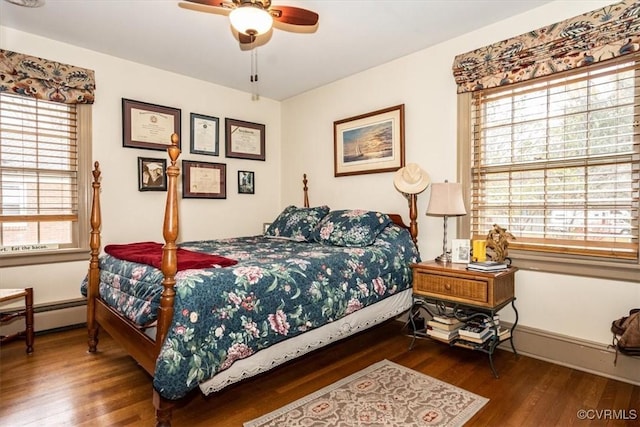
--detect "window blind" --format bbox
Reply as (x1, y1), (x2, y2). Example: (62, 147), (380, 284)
(0, 92), (78, 247)
(470, 58), (639, 260)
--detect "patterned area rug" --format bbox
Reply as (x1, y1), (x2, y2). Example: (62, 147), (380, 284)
(244, 359), (488, 427)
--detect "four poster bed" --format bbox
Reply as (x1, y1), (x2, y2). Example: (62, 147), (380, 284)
(84, 134), (421, 426)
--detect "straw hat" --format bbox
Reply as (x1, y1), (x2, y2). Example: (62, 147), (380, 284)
(394, 163), (430, 194)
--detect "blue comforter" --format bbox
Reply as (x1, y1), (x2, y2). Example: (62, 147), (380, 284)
(83, 224), (418, 399)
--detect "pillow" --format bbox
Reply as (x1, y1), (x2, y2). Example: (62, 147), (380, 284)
(265, 205), (330, 242)
(312, 209), (392, 247)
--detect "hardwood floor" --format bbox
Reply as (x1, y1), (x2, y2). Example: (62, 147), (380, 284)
(0, 321), (638, 426)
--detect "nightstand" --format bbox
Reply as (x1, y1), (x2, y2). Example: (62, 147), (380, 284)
(409, 261), (518, 377)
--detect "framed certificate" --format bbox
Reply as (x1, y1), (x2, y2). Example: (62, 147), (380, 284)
(182, 160), (226, 199)
(225, 118), (265, 161)
(122, 98), (181, 150)
(190, 113), (219, 156)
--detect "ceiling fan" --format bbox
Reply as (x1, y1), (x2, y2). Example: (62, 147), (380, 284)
(179, 0), (319, 45)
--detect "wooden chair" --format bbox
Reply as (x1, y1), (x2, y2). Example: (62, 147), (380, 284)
(0, 288), (34, 354)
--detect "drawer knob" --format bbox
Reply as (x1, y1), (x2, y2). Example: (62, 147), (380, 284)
(445, 284), (451, 290)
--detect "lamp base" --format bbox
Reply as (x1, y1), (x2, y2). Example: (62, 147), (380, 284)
(435, 251), (452, 263)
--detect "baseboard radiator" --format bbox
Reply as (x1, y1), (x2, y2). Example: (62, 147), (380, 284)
(0, 298), (86, 336)
(499, 323), (639, 386)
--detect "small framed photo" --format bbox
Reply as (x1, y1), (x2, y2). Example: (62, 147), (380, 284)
(182, 160), (226, 199)
(263, 223), (271, 233)
(138, 157), (167, 191)
(190, 113), (219, 156)
(452, 239), (471, 264)
(225, 118), (266, 161)
(238, 170), (255, 194)
(122, 98), (181, 151)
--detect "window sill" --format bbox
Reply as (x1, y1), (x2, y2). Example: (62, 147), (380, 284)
(509, 250), (640, 283)
(1, 248), (90, 267)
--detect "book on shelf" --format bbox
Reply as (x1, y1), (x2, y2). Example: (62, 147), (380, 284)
(458, 327), (493, 344)
(427, 319), (463, 331)
(458, 322), (493, 339)
(432, 314), (461, 325)
(491, 326), (511, 340)
(456, 336), (492, 346)
(467, 261), (509, 272)
(479, 315), (500, 327)
(427, 327), (459, 342)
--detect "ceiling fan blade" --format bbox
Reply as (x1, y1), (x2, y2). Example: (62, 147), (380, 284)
(269, 6), (319, 26)
(178, 0), (233, 16)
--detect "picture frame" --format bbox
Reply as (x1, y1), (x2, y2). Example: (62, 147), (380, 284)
(138, 157), (167, 192)
(263, 223), (271, 233)
(452, 239), (471, 264)
(182, 160), (226, 199)
(190, 113), (219, 156)
(333, 104), (405, 177)
(225, 118), (265, 161)
(122, 98), (181, 151)
(238, 170), (255, 194)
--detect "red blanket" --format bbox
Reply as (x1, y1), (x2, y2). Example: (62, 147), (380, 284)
(104, 242), (237, 271)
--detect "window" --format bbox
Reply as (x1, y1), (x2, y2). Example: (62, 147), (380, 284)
(0, 92), (92, 266)
(462, 56), (639, 281)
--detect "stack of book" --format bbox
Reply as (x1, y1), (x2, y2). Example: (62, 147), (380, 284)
(426, 315), (463, 343)
(479, 314), (511, 340)
(456, 316), (512, 347)
(466, 261), (509, 272)
(457, 321), (494, 345)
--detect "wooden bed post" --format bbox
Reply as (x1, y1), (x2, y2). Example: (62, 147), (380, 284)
(303, 173), (309, 208)
(87, 162), (101, 352)
(408, 193), (418, 245)
(153, 133), (181, 426)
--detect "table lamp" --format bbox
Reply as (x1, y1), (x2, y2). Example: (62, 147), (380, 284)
(426, 180), (467, 262)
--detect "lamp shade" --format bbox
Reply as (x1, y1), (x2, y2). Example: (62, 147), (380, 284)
(426, 182), (467, 216)
(229, 6), (273, 36)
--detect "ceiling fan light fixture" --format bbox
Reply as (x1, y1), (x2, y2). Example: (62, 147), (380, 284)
(229, 5), (273, 36)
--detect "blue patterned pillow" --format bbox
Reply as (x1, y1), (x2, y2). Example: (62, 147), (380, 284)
(265, 205), (330, 242)
(312, 209), (392, 247)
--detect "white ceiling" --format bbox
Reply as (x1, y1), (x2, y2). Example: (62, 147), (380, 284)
(0, 0), (552, 101)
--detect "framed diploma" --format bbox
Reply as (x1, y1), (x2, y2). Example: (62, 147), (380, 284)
(122, 98), (181, 151)
(225, 118), (265, 161)
(190, 113), (219, 156)
(182, 160), (226, 199)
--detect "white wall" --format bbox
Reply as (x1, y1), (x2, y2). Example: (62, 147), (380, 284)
(281, 0), (640, 346)
(1, 27), (283, 306)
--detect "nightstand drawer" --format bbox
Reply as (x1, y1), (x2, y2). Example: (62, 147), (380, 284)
(413, 271), (488, 304)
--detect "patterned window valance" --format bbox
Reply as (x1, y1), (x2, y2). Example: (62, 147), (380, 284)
(0, 49), (95, 104)
(452, 1), (640, 93)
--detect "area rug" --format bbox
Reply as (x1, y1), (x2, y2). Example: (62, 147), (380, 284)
(244, 359), (488, 427)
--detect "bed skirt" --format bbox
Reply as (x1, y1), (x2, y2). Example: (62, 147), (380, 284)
(198, 288), (412, 395)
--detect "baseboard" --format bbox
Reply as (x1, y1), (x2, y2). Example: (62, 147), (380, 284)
(0, 298), (87, 336)
(498, 323), (639, 386)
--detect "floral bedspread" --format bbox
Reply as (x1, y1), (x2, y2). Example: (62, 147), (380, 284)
(83, 224), (419, 400)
